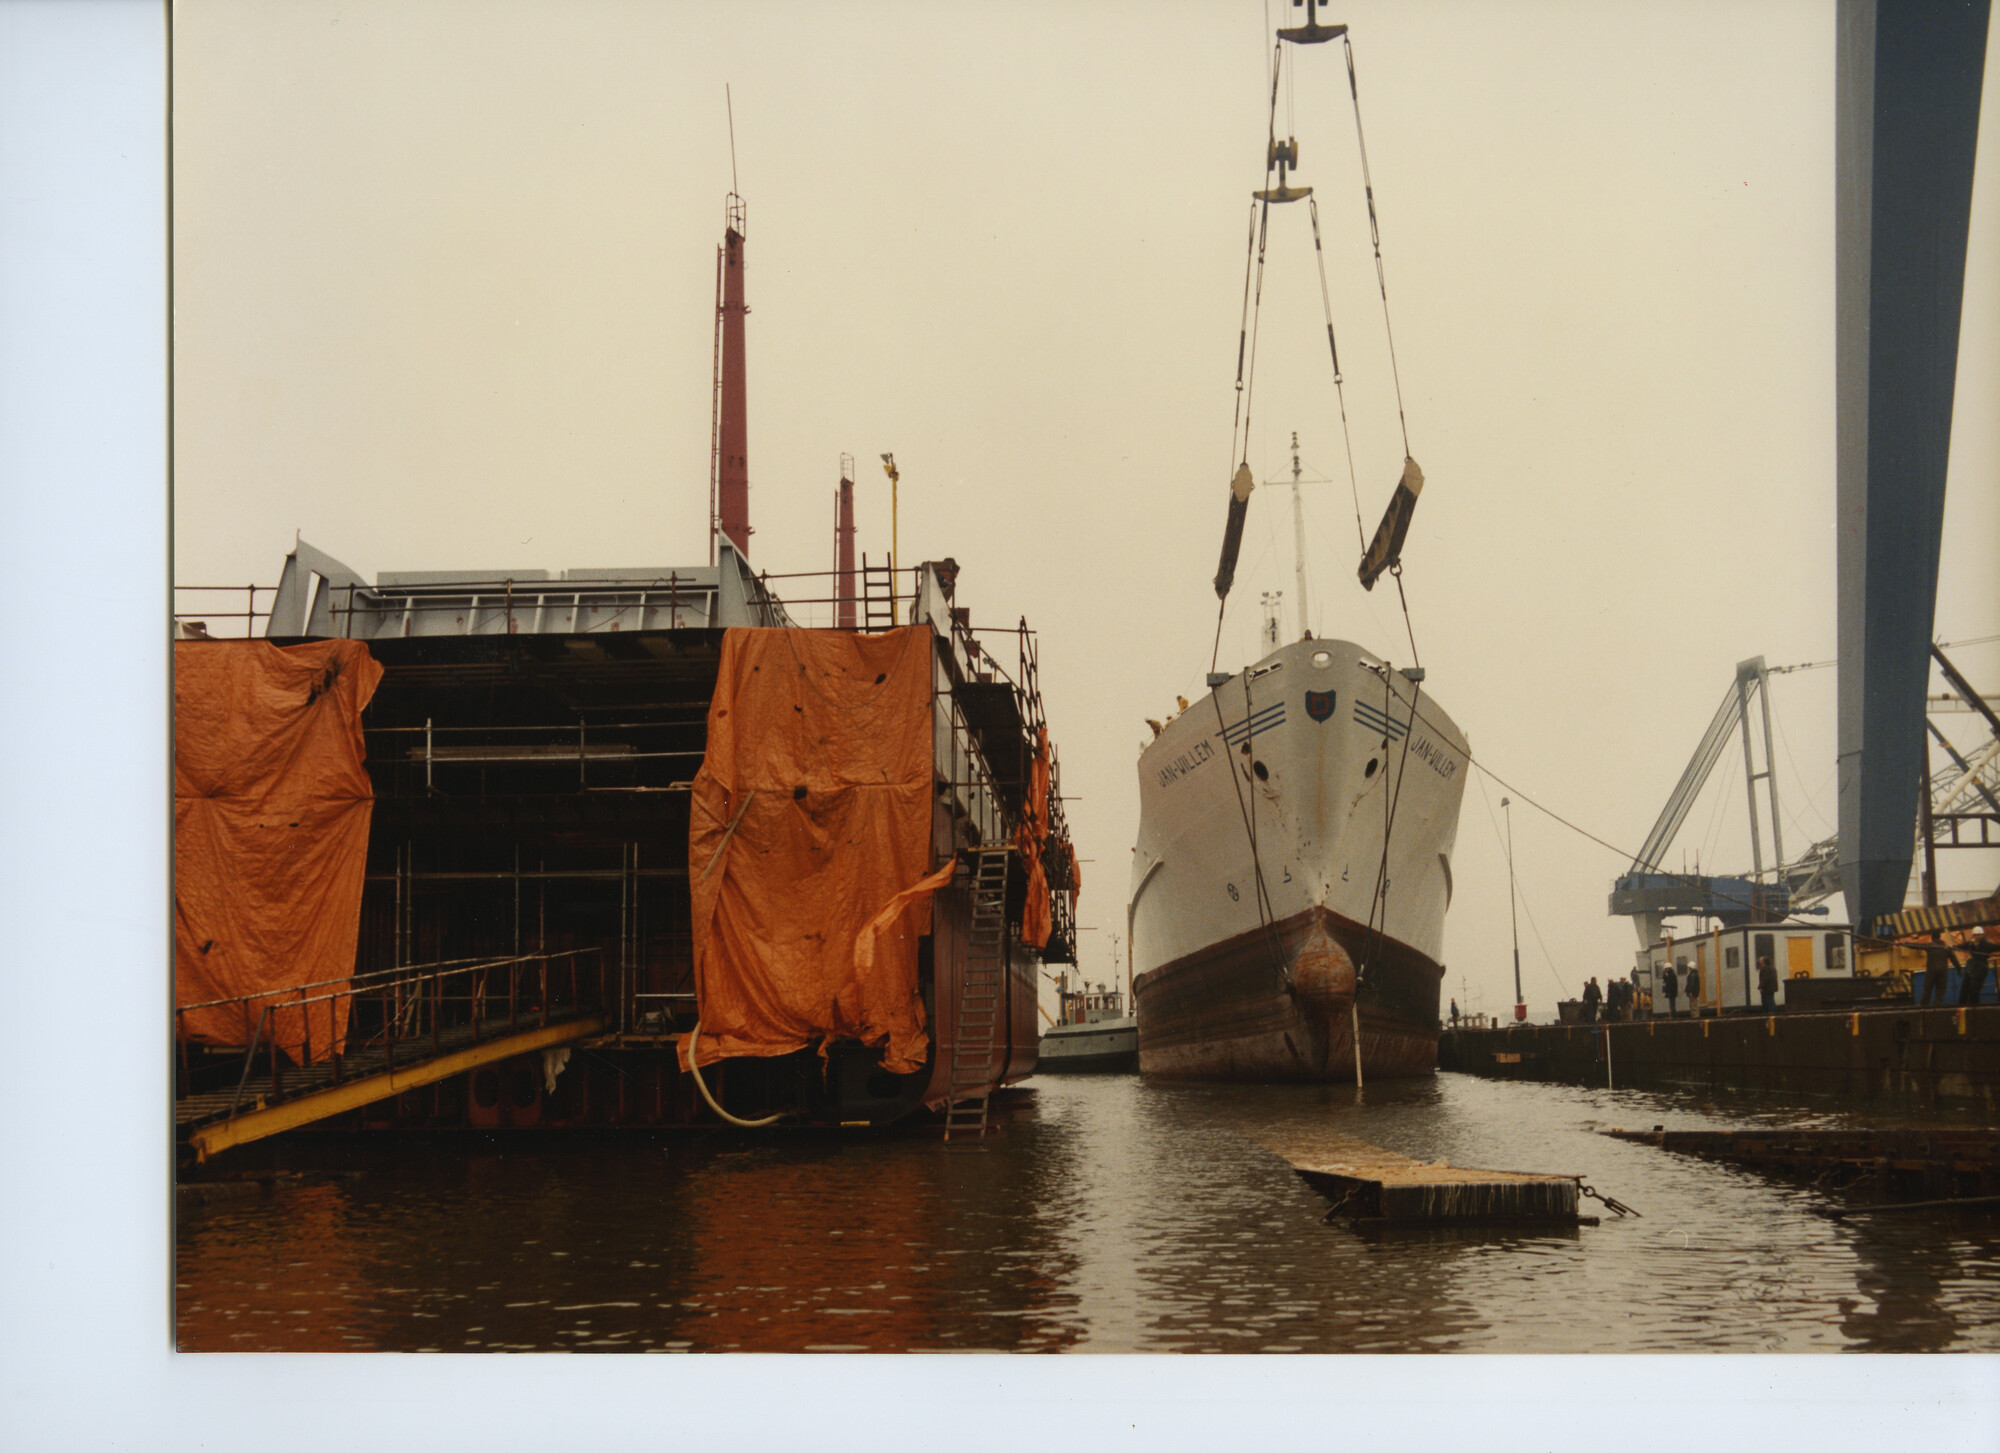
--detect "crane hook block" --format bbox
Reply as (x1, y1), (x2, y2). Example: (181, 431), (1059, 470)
(1255, 137), (1312, 204)
(1278, 0), (1346, 44)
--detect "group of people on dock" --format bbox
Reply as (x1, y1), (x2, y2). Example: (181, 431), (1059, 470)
(1574, 955), (1781, 1022)
(1578, 973), (1650, 1023)
(1654, 959), (1706, 1017)
(1917, 932), (1997, 1008)
(1455, 929), (1994, 1033)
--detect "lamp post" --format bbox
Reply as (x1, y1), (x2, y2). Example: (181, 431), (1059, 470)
(880, 452), (900, 625)
(1502, 796), (1526, 1022)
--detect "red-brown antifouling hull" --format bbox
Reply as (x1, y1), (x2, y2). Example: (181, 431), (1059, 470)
(1134, 906), (1442, 1081)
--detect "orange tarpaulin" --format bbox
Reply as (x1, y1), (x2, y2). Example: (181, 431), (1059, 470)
(1016, 727), (1053, 950)
(174, 639), (382, 1063)
(682, 626), (946, 1075)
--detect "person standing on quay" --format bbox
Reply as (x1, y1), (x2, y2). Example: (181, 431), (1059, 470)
(1957, 934), (1994, 1007)
(1684, 961), (1703, 1018)
(1582, 977), (1602, 1024)
(1449, 998), (1461, 1029)
(1757, 954), (1779, 1012)
(1661, 960), (1680, 1018)
(1920, 942), (1955, 1007)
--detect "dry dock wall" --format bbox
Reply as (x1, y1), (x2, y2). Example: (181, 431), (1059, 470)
(1438, 1007), (1999, 1114)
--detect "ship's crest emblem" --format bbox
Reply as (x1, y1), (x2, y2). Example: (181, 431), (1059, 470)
(1305, 690), (1335, 722)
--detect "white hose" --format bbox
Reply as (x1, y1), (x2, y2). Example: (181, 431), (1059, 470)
(685, 1017), (785, 1128)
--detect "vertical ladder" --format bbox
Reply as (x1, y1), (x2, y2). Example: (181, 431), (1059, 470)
(943, 846), (1011, 1143)
(860, 552), (897, 633)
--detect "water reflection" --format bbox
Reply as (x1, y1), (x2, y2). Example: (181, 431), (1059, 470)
(177, 1074), (2000, 1352)
(1835, 1213), (2000, 1352)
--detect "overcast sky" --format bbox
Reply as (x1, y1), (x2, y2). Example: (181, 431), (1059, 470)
(171, 0), (1998, 1020)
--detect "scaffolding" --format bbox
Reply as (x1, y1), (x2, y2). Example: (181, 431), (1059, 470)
(173, 548), (1076, 1137)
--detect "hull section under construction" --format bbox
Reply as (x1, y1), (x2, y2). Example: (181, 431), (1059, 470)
(172, 547), (1075, 1148)
(1131, 637), (1468, 1081)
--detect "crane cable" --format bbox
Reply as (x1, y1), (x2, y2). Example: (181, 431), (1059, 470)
(1209, 27), (1436, 1043)
(1205, 40), (1302, 987)
(1390, 682), (1832, 925)
(1209, 668), (1294, 995)
(1356, 574), (1424, 1005)
(1309, 194), (1371, 556)
(1227, 41), (1287, 484)
(1221, 42), (1376, 663)
(1214, 40), (1287, 680)
(1338, 32), (1426, 1032)
(1342, 33), (1412, 459)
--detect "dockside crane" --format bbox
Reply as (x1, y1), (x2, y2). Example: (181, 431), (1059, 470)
(1611, 646), (2000, 944)
(1608, 657), (1804, 945)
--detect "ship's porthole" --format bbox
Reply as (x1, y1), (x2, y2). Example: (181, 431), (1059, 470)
(1252, 761), (1269, 781)
(1364, 757), (1379, 778)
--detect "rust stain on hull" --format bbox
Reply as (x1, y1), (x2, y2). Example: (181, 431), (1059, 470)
(1135, 905), (1442, 1081)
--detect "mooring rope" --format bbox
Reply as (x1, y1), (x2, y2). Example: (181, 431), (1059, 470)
(1391, 687), (1810, 926)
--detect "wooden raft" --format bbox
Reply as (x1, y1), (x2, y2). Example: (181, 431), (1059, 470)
(1261, 1131), (1581, 1223)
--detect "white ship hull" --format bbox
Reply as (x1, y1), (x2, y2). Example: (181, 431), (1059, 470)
(1035, 1017), (1139, 1073)
(1129, 637), (1470, 1079)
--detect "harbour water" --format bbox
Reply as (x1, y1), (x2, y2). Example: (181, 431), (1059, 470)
(174, 1072), (2000, 1354)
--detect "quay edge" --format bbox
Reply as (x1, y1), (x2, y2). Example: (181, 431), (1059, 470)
(1439, 1006), (2000, 1114)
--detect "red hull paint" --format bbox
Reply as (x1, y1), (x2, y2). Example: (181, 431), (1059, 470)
(1134, 905), (1441, 1081)
(919, 882), (1040, 1111)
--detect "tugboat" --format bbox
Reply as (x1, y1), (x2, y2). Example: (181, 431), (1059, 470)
(1036, 969), (1138, 1074)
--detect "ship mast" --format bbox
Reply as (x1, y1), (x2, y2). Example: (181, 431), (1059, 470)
(1288, 431), (1310, 639)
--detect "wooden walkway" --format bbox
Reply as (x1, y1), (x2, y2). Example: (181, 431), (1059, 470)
(1257, 1130), (1585, 1224)
(177, 1010), (606, 1161)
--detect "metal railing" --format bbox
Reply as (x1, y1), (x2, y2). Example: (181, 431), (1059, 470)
(175, 947), (606, 1110)
(172, 585), (275, 638)
(171, 563), (931, 639)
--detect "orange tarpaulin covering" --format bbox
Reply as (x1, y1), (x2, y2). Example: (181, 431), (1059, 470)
(174, 640), (382, 1064)
(1016, 727), (1053, 950)
(682, 626), (945, 1075)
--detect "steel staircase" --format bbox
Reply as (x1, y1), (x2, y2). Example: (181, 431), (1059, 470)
(943, 845), (1011, 1143)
